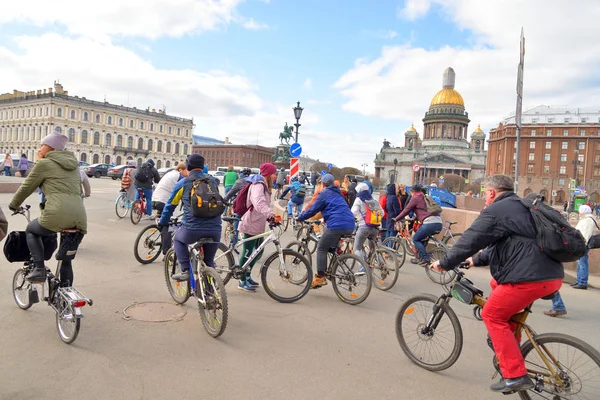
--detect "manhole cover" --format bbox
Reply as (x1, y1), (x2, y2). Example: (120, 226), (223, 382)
(123, 302), (187, 322)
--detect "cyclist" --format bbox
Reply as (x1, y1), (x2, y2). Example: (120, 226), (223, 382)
(223, 165), (238, 194)
(279, 176), (306, 219)
(134, 159), (160, 219)
(393, 184), (442, 265)
(237, 163), (277, 292)
(431, 175), (563, 393)
(153, 162), (188, 216)
(275, 168), (287, 189)
(297, 174), (356, 289)
(223, 168), (252, 203)
(8, 130), (87, 284)
(159, 154), (221, 282)
(351, 182), (383, 261)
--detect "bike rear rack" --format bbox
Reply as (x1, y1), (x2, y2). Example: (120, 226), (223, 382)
(56, 287), (93, 316)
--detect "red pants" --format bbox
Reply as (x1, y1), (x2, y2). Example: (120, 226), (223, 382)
(482, 278), (563, 378)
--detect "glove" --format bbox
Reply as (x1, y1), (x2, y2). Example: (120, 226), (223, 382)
(8, 204), (19, 212)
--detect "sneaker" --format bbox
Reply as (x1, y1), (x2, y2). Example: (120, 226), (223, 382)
(571, 284), (588, 290)
(247, 277), (260, 287)
(311, 275), (328, 289)
(544, 309), (567, 317)
(26, 268), (47, 283)
(238, 280), (256, 292)
(171, 270), (190, 282)
(410, 258), (420, 264)
(490, 375), (534, 393)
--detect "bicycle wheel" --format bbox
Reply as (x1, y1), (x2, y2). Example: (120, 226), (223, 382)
(130, 200), (143, 225)
(56, 296), (81, 344)
(285, 241), (311, 285)
(331, 253), (372, 305)
(164, 248), (190, 304)
(198, 267), (228, 338)
(12, 268), (33, 310)
(382, 236), (406, 268)
(425, 247), (456, 285)
(213, 242), (235, 285)
(442, 233), (462, 248)
(115, 194), (129, 219)
(260, 248), (312, 303)
(281, 213), (290, 232)
(370, 247), (400, 291)
(395, 294), (463, 371)
(518, 333), (600, 399)
(133, 224), (163, 264)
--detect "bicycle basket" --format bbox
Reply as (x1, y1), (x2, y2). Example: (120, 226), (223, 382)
(3, 231), (57, 262)
(55, 231), (85, 261)
(450, 281), (475, 304)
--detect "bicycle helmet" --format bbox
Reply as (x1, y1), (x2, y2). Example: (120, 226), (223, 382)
(290, 176), (298, 182)
(240, 168), (252, 177)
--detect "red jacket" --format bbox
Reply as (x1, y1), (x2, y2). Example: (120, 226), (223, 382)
(379, 195), (388, 219)
(395, 192), (436, 222)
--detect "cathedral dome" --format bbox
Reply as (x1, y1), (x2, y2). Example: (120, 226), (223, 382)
(429, 67), (464, 106)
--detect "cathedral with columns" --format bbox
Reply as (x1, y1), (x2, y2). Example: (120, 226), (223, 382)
(374, 67), (487, 187)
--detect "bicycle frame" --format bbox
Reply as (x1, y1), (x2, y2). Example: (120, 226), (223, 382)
(215, 229), (278, 279)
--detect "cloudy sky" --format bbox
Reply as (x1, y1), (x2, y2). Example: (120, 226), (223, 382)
(1, 0), (600, 170)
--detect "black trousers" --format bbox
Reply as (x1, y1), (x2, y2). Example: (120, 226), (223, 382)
(26, 219), (73, 286)
(315, 227), (354, 276)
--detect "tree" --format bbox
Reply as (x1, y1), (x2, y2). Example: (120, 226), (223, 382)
(440, 173), (467, 193)
(310, 162), (327, 173)
(467, 178), (483, 195)
(341, 167), (361, 177)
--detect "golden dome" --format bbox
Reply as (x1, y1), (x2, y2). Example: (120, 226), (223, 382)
(473, 124), (484, 133)
(408, 123), (416, 132)
(430, 88), (464, 106)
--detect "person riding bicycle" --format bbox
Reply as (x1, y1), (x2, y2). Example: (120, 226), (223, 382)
(297, 174), (356, 289)
(153, 162), (188, 216)
(393, 184), (442, 265)
(351, 182), (383, 261)
(223, 168), (252, 203)
(275, 168), (287, 189)
(430, 175), (563, 393)
(134, 158), (160, 219)
(223, 165), (238, 194)
(159, 154), (221, 282)
(279, 176), (306, 219)
(8, 130), (87, 284)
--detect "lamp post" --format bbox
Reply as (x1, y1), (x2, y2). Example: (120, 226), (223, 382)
(423, 150), (429, 185)
(393, 158), (398, 184)
(361, 163), (368, 176)
(293, 101), (303, 143)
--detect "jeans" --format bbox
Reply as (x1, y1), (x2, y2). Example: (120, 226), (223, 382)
(173, 227), (220, 273)
(315, 227), (354, 276)
(412, 222), (442, 261)
(287, 200), (303, 217)
(576, 253), (589, 286)
(26, 219), (73, 286)
(551, 292), (566, 311)
(3, 166), (10, 176)
(354, 225), (379, 261)
(239, 234), (265, 281)
(19, 169), (27, 178)
(225, 185), (233, 194)
(135, 186), (154, 215)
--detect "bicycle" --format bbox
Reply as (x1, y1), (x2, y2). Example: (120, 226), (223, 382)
(210, 216), (313, 304)
(133, 214), (182, 264)
(164, 239), (228, 338)
(130, 188), (149, 225)
(115, 191), (131, 219)
(439, 220), (462, 247)
(10, 205), (92, 344)
(294, 219), (321, 255)
(395, 262), (600, 398)
(353, 233), (400, 291)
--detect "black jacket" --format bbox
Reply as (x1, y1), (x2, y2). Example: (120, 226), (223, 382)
(134, 165), (160, 189)
(440, 192), (564, 284)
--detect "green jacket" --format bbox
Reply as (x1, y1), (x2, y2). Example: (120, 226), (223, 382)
(10, 151), (87, 234)
(224, 171), (238, 187)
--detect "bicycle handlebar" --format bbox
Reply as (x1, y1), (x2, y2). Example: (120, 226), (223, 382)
(10, 204), (31, 216)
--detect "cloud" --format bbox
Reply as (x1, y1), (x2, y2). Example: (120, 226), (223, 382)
(336, 0), (600, 137)
(363, 30), (399, 40)
(242, 18), (270, 30)
(303, 78), (312, 90)
(397, 0), (431, 20)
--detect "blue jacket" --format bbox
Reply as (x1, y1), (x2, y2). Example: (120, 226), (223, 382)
(159, 170), (222, 232)
(386, 195), (401, 224)
(298, 186), (355, 230)
(281, 181), (305, 205)
(365, 180), (374, 194)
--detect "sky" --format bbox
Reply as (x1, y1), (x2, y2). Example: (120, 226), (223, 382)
(2, 0), (600, 172)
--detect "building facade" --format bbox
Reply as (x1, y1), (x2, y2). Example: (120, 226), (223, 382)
(0, 83), (194, 169)
(374, 67), (487, 186)
(192, 138), (275, 170)
(488, 105), (600, 204)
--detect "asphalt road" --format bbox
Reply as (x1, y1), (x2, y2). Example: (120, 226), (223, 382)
(0, 178), (599, 400)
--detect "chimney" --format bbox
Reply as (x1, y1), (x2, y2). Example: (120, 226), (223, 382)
(225, 137), (229, 144)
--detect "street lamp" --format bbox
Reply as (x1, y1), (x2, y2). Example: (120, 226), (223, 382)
(293, 101), (303, 143)
(393, 158), (398, 184)
(423, 150), (429, 185)
(361, 163), (368, 175)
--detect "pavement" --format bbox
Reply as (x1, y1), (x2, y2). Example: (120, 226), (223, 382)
(1, 178), (600, 400)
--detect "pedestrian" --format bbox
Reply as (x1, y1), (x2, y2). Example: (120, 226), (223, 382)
(351, 182), (383, 261)
(379, 189), (388, 239)
(431, 175), (563, 393)
(563, 202), (568, 212)
(397, 183), (409, 209)
(311, 172), (318, 187)
(18, 153), (29, 177)
(364, 175), (374, 194)
(276, 168), (287, 189)
(3, 153), (13, 176)
(346, 178), (358, 207)
(134, 159), (161, 219)
(237, 163), (277, 292)
(224, 165), (238, 194)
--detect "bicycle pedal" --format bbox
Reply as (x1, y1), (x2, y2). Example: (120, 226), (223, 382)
(534, 375), (544, 392)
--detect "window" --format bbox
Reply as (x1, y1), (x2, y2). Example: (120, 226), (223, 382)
(83, 112), (88, 121)
(130, 120), (134, 128)
(150, 123), (154, 132)
(531, 130), (536, 136)
(529, 142), (535, 149)
(137, 138), (143, 150)
(116, 135), (123, 147)
(563, 129), (569, 136)
(578, 154), (584, 162)
(119, 118), (124, 127)
(157, 141), (163, 152)
(547, 130), (552, 136)
(177, 128), (181, 135)
(93, 154), (99, 164)
(166, 142), (171, 153)
(183, 144), (188, 154)
(127, 137), (133, 149)
(561, 154), (567, 162)
(527, 177), (532, 183)
(57, 108), (63, 117)
(581, 129), (586, 136)
(27, 109), (30, 117)
(108, 116), (113, 125)
(92, 132), (100, 145)
(81, 130), (88, 144)
(579, 141), (585, 150)
(46, 107), (49, 116)
(544, 153), (550, 161)
(140, 121), (144, 130)
(185, 129), (189, 137)
(527, 165), (534, 173)
(529, 153), (535, 161)
(70, 110), (76, 119)
(513, 153), (516, 160)
(168, 126), (172, 134)
(55, 126), (62, 134)
(582, 118), (587, 123)
(147, 139), (153, 151)
(562, 141), (568, 149)
(95, 114), (100, 123)
(560, 166), (566, 174)
(559, 179), (565, 185)
(174, 143), (180, 154)
(159, 125), (163, 133)
(543, 165), (550, 173)
(545, 141), (551, 149)
(543, 178), (548, 185)
(105, 134), (112, 147)
(81, 153), (87, 163)
(68, 128), (75, 142)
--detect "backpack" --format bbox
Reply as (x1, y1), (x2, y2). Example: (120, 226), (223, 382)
(587, 218), (600, 249)
(425, 196), (442, 215)
(232, 182), (252, 217)
(190, 177), (225, 218)
(519, 196), (587, 262)
(136, 164), (152, 183)
(362, 199), (383, 227)
(296, 184), (306, 198)
(121, 170), (132, 189)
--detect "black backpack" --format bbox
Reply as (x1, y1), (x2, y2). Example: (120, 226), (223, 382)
(136, 164), (152, 183)
(587, 218), (600, 249)
(519, 196), (587, 262)
(190, 177), (225, 218)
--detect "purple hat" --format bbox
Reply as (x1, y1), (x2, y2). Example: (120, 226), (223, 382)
(41, 130), (68, 151)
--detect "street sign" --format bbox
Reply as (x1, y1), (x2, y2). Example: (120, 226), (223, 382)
(439, 179), (444, 183)
(327, 163), (333, 170)
(290, 142), (302, 157)
(290, 157), (299, 180)
(412, 164), (420, 172)
(321, 170), (326, 176)
(465, 179), (470, 183)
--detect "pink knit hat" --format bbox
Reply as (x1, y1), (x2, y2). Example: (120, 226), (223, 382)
(259, 163), (277, 177)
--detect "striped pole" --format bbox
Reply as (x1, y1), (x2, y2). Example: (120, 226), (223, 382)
(290, 157), (299, 180)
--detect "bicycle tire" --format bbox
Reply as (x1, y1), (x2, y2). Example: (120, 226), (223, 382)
(133, 224), (163, 264)
(12, 268), (33, 310)
(56, 297), (81, 344)
(164, 248), (190, 304)
(115, 194), (129, 219)
(198, 267), (228, 338)
(395, 294), (463, 371)
(281, 213), (290, 232)
(260, 248), (312, 303)
(130, 200), (143, 225)
(425, 247), (456, 285)
(331, 253), (372, 305)
(382, 237), (406, 269)
(370, 247), (400, 291)
(518, 333), (600, 399)
(213, 242), (235, 285)
(442, 233), (462, 248)
(285, 241), (312, 285)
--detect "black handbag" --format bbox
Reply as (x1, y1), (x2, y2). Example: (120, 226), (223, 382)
(588, 219), (600, 250)
(3, 231), (58, 262)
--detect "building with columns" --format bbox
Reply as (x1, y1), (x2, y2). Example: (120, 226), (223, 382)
(374, 67), (487, 187)
(0, 83), (194, 168)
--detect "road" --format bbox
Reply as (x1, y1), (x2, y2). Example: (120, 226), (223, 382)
(0, 178), (599, 400)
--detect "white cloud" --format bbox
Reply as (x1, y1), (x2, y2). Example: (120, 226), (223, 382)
(242, 18), (270, 30)
(363, 30), (399, 40)
(397, 0), (431, 20)
(303, 78), (312, 90)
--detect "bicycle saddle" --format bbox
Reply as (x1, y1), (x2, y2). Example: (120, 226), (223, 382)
(194, 238), (216, 245)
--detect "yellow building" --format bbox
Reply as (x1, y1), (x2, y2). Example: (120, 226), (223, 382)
(0, 83), (194, 168)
